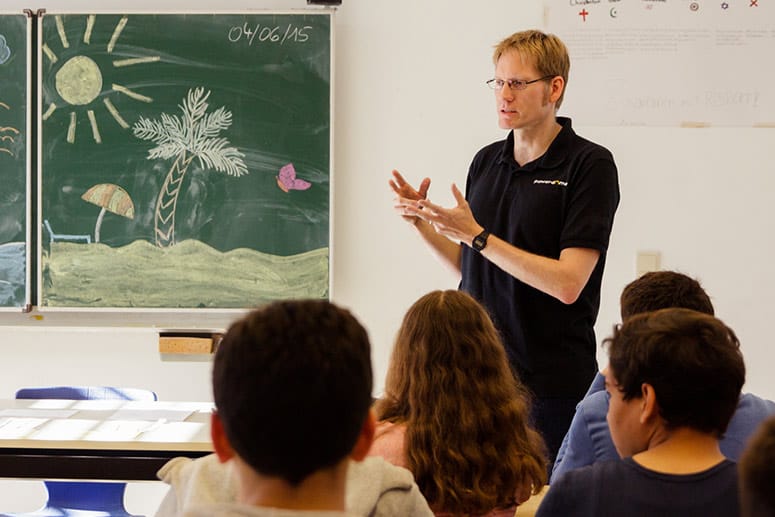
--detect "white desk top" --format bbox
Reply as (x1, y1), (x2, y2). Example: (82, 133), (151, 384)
(0, 399), (213, 452)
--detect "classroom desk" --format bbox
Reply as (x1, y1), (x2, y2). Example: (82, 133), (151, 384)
(0, 399), (213, 481)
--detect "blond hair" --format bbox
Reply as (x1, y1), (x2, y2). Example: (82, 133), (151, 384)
(493, 30), (570, 109)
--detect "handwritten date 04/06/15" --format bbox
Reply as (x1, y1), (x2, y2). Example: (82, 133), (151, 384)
(228, 23), (313, 45)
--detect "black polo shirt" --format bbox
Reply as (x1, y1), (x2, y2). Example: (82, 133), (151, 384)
(460, 117), (620, 399)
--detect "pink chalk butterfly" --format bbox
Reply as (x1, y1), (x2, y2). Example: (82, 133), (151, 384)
(276, 163), (311, 192)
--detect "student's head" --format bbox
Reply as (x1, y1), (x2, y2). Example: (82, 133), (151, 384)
(492, 30), (570, 109)
(739, 415), (775, 517)
(376, 290), (546, 514)
(604, 308), (744, 458)
(211, 299), (374, 486)
(620, 270), (714, 320)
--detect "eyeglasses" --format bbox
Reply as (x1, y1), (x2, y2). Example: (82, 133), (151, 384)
(486, 76), (554, 91)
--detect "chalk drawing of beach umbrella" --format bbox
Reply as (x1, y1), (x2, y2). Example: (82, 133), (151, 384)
(81, 183), (135, 243)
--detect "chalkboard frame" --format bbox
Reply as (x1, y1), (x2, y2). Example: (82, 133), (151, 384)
(35, 10), (335, 313)
(0, 11), (32, 312)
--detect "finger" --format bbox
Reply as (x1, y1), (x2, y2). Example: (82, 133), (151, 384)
(413, 209), (435, 224)
(417, 198), (444, 213)
(417, 178), (431, 199)
(451, 183), (466, 205)
(403, 205), (430, 222)
(388, 179), (401, 194)
(391, 169), (408, 186)
(394, 195), (421, 207)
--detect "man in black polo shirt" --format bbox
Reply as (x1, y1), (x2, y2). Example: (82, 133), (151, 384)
(391, 30), (619, 464)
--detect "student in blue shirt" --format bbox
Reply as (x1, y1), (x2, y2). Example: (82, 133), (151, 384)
(551, 271), (775, 483)
(539, 308), (745, 517)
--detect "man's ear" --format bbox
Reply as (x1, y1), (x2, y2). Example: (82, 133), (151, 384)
(350, 408), (376, 462)
(639, 383), (659, 425)
(549, 75), (565, 104)
(211, 411), (236, 463)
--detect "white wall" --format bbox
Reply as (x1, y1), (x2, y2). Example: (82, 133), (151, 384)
(2, 0), (775, 512)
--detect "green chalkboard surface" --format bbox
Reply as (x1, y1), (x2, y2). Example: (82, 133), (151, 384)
(39, 12), (331, 309)
(0, 13), (29, 310)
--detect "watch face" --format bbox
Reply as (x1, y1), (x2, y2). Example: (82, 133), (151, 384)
(473, 231), (488, 251)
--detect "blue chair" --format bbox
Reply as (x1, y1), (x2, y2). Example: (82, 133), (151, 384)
(7, 386), (157, 517)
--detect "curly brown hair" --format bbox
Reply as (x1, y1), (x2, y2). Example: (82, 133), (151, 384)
(375, 290), (547, 515)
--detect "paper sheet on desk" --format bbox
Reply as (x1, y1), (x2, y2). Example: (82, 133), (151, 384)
(0, 417), (49, 438)
(0, 409), (78, 418)
(0, 417), (160, 441)
(86, 420), (163, 441)
(107, 408), (195, 422)
(135, 421), (206, 442)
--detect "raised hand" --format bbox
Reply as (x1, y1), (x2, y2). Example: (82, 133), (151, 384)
(415, 183), (483, 245)
(390, 169), (431, 225)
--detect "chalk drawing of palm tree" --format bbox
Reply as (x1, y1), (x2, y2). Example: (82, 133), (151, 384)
(132, 87), (248, 247)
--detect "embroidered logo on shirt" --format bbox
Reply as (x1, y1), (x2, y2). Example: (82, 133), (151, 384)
(533, 179), (568, 187)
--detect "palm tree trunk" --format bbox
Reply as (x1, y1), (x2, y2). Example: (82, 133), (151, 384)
(154, 151), (194, 247)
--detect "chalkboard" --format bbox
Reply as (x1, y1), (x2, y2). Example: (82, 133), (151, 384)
(38, 12), (332, 309)
(0, 12), (30, 310)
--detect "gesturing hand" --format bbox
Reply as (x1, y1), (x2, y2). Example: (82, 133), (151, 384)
(390, 169), (431, 225)
(415, 183), (483, 245)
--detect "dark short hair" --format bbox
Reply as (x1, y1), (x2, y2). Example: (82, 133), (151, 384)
(740, 416), (775, 517)
(605, 308), (744, 435)
(620, 271), (714, 320)
(212, 299), (373, 485)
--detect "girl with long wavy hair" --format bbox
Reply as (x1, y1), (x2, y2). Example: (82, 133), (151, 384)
(371, 290), (547, 516)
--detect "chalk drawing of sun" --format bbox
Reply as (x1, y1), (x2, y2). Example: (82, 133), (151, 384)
(41, 15), (159, 144)
(1, 101), (20, 157)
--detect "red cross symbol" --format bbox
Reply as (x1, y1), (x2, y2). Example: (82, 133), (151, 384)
(579, 8), (589, 21)
(750, 0), (758, 6)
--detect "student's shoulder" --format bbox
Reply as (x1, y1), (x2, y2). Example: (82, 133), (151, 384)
(565, 461), (628, 491)
(183, 504), (353, 517)
(348, 456), (433, 517)
(739, 392), (775, 413)
(537, 463), (605, 516)
(577, 390), (609, 415)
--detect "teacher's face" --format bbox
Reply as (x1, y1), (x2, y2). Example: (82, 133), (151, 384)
(493, 50), (558, 131)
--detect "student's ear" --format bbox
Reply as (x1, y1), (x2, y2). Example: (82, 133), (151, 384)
(350, 408), (376, 462)
(639, 383), (659, 425)
(211, 411), (236, 463)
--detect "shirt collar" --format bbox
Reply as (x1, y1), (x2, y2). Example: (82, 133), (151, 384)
(498, 117), (575, 171)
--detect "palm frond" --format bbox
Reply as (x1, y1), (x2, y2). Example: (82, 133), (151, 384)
(132, 117), (169, 143)
(160, 113), (185, 144)
(147, 142), (188, 161)
(195, 107), (233, 141)
(195, 137), (248, 177)
(180, 87), (210, 134)
(135, 87), (247, 175)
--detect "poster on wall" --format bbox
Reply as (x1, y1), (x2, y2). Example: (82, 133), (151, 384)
(545, 0), (775, 127)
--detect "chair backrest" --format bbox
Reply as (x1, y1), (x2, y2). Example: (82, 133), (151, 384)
(11, 385), (157, 517)
(15, 386), (157, 401)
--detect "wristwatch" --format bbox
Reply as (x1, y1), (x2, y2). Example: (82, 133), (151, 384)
(472, 230), (490, 252)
